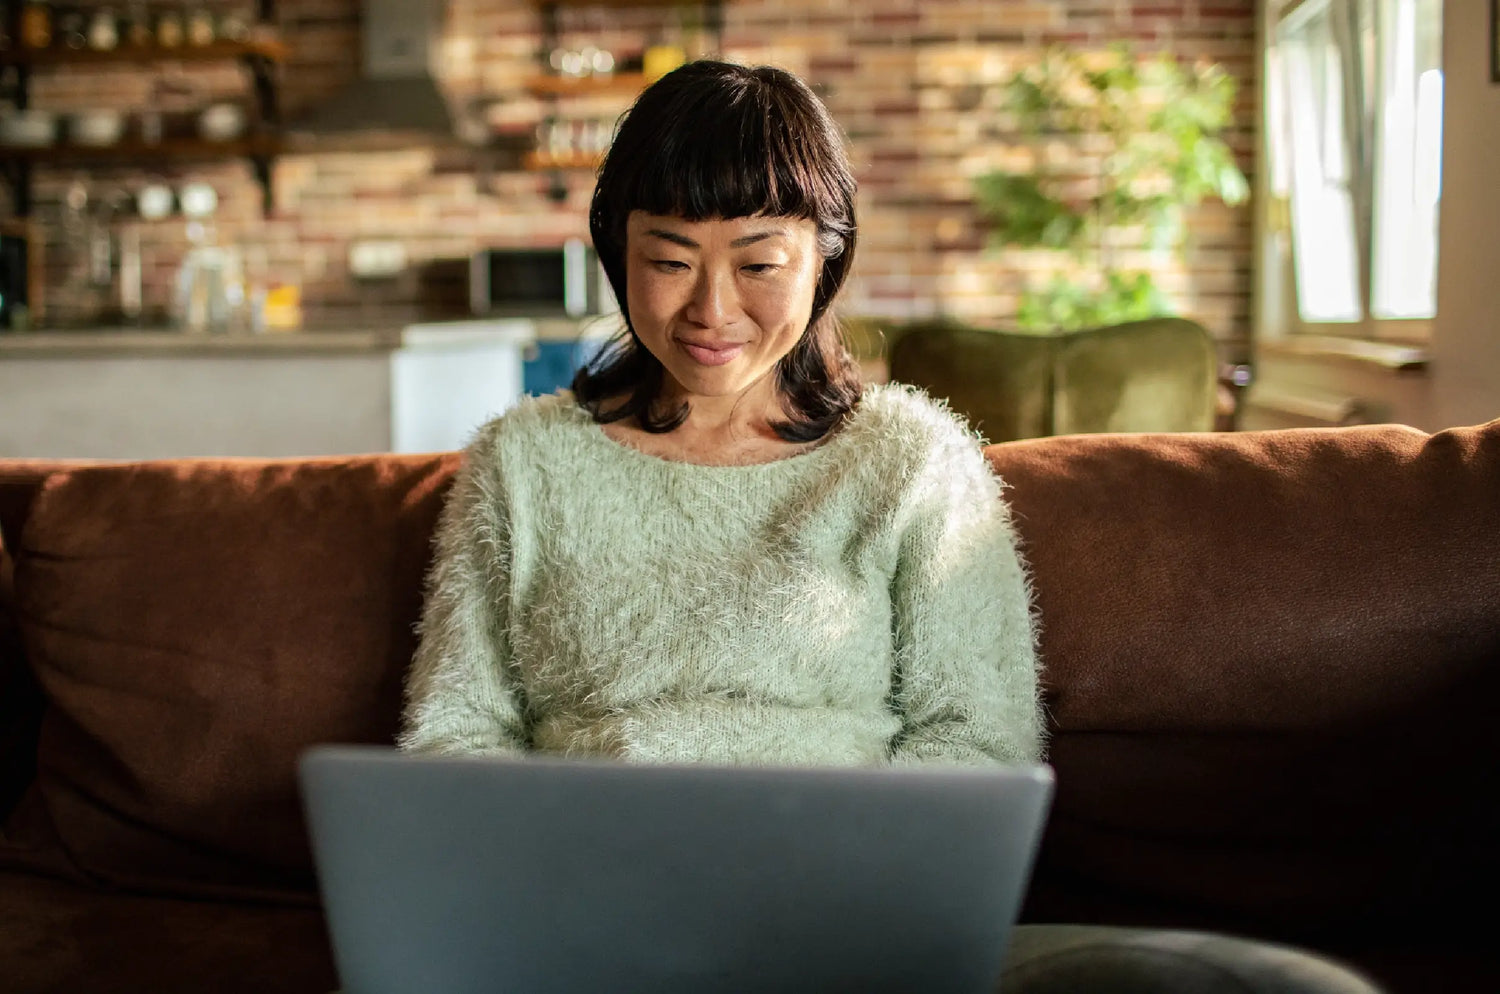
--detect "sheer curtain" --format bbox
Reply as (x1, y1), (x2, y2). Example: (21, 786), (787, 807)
(1267, 0), (1443, 330)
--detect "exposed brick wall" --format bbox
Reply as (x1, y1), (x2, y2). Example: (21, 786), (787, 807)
(8, 0), (1254, 353)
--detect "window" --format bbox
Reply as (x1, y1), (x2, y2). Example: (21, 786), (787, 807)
(1263, 0), (1443, 336)
(1370, 0), (1443, 319)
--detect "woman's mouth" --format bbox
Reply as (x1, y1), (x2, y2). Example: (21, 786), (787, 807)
(680, 340), (745, 366)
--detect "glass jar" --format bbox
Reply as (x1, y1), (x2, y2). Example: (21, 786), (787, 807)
(218, 8), (250, 42)
(57, 9), (86, 49)
(87, 7), (119, 50)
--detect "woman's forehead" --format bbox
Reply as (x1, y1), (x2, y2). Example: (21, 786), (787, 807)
(626, 211), (818, 241)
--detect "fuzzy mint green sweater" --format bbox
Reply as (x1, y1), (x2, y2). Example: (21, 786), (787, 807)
(397, 384), (1043, 767)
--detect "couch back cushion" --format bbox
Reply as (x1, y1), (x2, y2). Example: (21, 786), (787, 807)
(989, 420), (1500, 943)
(0, 455), (459, 901)
(5, 421), (1497, 936)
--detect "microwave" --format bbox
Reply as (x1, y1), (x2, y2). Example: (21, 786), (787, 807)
(470, 239), (613, 318)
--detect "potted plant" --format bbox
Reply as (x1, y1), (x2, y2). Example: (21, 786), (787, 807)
(972, 44), (1250, 333)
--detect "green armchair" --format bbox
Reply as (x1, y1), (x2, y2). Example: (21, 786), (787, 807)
(884, 317), (1219, 442)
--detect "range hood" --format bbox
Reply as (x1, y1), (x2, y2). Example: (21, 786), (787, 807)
(290, 0), (454, 141)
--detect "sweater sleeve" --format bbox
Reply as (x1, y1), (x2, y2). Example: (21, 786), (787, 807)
(396, 426), (530, 756)
(886, 428), (1045, 767)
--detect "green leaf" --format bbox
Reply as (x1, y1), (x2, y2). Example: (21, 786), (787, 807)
(1218, 159), (1251, 206)
(973, 170), (1088, 250)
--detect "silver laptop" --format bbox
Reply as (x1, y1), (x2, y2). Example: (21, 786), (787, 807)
(299, 745), (1054, 994)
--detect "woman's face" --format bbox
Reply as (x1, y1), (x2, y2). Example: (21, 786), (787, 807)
(624, 211), (822, 411)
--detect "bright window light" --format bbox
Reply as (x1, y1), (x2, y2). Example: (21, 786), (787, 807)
(1279, 6), (1364, 323)
(1371, 0), (1443, 319)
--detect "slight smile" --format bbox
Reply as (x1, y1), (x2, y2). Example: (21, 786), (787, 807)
(679, 340), (746, 366)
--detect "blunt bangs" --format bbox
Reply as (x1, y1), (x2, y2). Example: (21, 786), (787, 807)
(613, 75), (831, 228)
(592, 62), (856, 267)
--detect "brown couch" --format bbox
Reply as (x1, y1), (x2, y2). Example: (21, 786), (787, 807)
(2, 418), (1497, 994)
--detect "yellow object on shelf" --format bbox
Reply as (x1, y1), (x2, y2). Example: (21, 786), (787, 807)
(642, 45), (686, 82)
(262, 285), (302, 333)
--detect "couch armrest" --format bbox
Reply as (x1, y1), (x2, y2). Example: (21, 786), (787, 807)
(0, 460), (78, 824)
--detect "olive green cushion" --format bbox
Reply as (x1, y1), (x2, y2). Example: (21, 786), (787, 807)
(1000, 926), (1384, 994)
(886, 318), (1217, 442)
(886, 321), (1052, 441)
(1053, 319), (1217, 435)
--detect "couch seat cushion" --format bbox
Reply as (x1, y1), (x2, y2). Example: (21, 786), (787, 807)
(0, 869), (337, 994)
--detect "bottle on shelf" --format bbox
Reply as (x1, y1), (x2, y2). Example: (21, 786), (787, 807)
(18, 1), (52, 50)
(186, 6), (214, 46)
(123, 2), (152, 47)
(118, 222), (143, 326)
(679, 6), (714, 62)
(155, 7), (184, 48)
(642, 19), (686, 82)
(243, 242), (268, 334)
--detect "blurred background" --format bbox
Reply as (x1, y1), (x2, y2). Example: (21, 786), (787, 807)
(0, 0), (1491, 458)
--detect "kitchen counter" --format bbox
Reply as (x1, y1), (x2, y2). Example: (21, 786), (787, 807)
(0, 319), (540, 459)
(0, 330), (409, 356)
(0, 319), (540, 358)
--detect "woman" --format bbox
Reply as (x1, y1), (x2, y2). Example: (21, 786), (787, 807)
(397, 59), (1043, 768)
(393, 61), (1387, 994)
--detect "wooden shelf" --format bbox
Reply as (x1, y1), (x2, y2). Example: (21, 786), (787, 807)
(525, 73), (650, 97)
(523, 0), (722, 197)
(0, 38), (289, 68)
(0, 26), (287, 217)
(523, 150), (604, 171)
(3, 135), (282, 164)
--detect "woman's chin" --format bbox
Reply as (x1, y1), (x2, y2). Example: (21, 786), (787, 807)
(663, 363), (767, 405)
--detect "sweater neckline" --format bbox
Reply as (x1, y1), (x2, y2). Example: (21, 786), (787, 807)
(561, 391), (864, 472)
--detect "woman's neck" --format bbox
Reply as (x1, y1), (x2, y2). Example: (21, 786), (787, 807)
(604, 380), (816, 466)
(661, 375), (784, 441)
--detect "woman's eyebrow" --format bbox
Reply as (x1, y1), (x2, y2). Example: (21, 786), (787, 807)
(645, 229), (699, 248)
(730, 230), (786, 248)
(642, 229), (788, 249)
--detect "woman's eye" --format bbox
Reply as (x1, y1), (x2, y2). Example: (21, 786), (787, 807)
(742, 263), (780, 274)
(653, 259), (689, 272)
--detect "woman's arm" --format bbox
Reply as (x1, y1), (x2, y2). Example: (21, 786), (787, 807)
(397, 430), (530, 756)
(887, 440), (1045, 766)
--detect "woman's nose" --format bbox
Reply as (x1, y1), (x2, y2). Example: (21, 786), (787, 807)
(684, 268), (735, 327)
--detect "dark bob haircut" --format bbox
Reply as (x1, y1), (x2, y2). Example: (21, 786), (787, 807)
(574, 60), (862, 443)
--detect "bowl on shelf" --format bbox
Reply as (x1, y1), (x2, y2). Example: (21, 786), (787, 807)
(68, 109), (126, 147)
(197, 103), (248, 143)
(0, 109), (57, 148)
(137, 183), (175, 221)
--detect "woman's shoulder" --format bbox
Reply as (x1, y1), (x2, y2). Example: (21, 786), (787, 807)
(848, 382), (987, 459)
(842, 383), (1004, 503)
(463, 390), (589, 466)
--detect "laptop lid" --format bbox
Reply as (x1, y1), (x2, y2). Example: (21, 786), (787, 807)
(299, 745), (1053, 994)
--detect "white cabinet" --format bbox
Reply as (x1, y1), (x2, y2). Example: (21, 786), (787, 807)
(389, 321), (530, 454)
